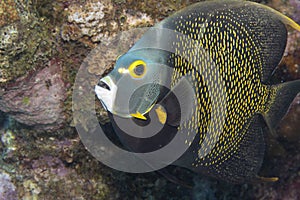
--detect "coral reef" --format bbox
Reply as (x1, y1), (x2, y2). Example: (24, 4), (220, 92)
(0, 0), (56, 85)
(0, 24), (24, 83)
(62, 0), (114, 43)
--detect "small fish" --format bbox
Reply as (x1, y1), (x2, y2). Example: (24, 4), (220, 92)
(95, 0), (300, 183)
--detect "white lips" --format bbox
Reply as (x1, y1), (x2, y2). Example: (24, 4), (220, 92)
(95, 76), (117, 113)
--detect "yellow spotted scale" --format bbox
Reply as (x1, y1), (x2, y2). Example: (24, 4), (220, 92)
(95, 0), (300, 183)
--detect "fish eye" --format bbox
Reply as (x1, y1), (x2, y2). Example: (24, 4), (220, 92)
(128, 60), (147, 78)
(134, 64), (145, 76)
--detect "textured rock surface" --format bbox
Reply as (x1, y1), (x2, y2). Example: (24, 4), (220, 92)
(61, 0), (153, 47)
(62, 0), (113, 42)
(0, 0), (55, 85)
(0, 58), (66, 130)
(0, 0), (19, 27)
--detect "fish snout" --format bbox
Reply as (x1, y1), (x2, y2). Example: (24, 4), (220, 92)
(95, 76), (117, 113)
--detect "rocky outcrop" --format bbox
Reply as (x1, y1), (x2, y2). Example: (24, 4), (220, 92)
(0, 58), (67, 130)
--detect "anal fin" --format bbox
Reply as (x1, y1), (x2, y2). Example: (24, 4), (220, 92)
(208, 115), (267, 183)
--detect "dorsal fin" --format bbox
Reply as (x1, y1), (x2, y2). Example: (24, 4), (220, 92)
(158, 0), (299, 83)
(239, 2), (288, 83)
(255, 2), (300, 32)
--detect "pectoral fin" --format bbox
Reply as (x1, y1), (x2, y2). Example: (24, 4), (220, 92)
(155, 105), (167, 125)
(130, 112), (147, 120)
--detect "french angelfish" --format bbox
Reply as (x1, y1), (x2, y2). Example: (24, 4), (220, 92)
(95, 0), (300, 183)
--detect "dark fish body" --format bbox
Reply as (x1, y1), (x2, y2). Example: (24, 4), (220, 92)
(95, 0), (300, 183)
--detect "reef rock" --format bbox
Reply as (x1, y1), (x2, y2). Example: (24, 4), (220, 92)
(0, 58), (67, 131)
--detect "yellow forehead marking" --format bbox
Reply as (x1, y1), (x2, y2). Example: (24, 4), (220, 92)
(118, 68), (128, 74)
(155, 105), (167, 125)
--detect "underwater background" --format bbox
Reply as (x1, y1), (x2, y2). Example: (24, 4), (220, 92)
(0, 0), (300, 199)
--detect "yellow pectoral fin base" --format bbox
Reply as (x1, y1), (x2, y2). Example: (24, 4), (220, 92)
(130, 112), (147, 120)
(155, 105), (167, 125)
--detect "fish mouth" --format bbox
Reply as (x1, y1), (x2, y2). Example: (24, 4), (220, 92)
(95, 76), (135, 119)
(94, 76), (117, 114)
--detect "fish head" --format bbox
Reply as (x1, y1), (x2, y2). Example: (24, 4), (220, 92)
(95, 49), (171, 120)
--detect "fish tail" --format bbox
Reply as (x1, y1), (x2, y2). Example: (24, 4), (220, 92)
(263, 79), (300, 136)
